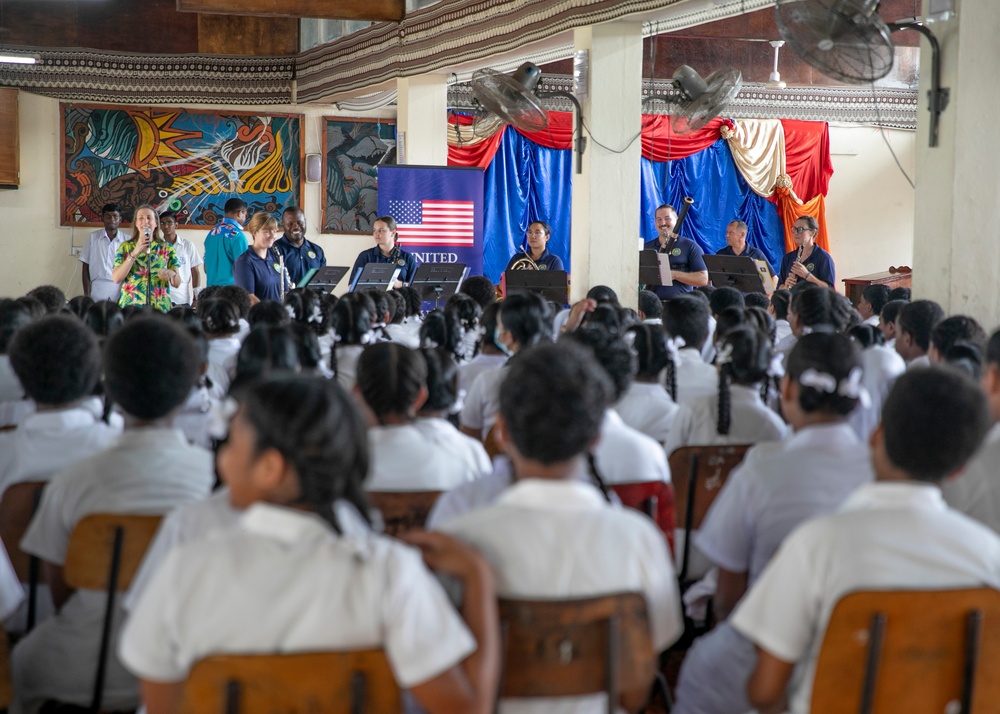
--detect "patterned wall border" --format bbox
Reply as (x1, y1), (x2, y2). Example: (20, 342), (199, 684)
(0, 48), (294, 105)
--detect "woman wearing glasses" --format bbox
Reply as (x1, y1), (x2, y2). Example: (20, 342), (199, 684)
(352, 216), (417, 289)
(778, 216), (835, 290)
(505, 221), (564, 271)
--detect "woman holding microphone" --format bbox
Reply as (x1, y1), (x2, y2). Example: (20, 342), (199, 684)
(111, 205), (180, 312)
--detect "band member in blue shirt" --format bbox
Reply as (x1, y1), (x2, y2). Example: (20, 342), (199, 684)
(274, 207), (326, 285)
(716, 220), (776, 277)
(778, 215), (835, 290)
(352, 216), (417, 289)
(643, 204), (708, 299)
(505, 221), (565, 271)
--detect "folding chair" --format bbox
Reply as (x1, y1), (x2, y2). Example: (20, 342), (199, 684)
(0, 481), (46, 631)
(180, 650), (402, 714)
(811, 588), (1000, 713)
(367, 491), (442, 537)
(63, 513), (162, 714)
(498, 592), (663, 714)
(609, 481), (676, 553)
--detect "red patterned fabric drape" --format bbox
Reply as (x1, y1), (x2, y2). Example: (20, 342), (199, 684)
(779, 119), (834, 204)
(641, 116), (729, 162)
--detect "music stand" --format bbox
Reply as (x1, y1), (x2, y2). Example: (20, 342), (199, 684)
(411, 264), (468, 310)
(298, 266), (349, 293)
(502, 270), (570, 306)
(703, 255), (774, 295)
(351, 263), (402, 292)
(639, 250), (673, 288)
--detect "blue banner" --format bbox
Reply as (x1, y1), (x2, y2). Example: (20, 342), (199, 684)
(377, 166), (485, 276)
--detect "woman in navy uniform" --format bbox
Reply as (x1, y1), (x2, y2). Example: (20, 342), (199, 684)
(778, 216), (835, 290)
(505, 221), (564, 271)
(352, 216), (417, 289)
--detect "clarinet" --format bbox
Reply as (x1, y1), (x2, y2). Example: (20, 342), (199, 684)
(272, 248), (292, 302)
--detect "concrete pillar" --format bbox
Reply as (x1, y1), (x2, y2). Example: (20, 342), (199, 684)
(396, 74), (449, 166)
(569, 22), (644, 307)
(912, 0), (1000, 326)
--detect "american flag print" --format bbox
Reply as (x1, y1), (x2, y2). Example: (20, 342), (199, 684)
(388, 199), (475, 246)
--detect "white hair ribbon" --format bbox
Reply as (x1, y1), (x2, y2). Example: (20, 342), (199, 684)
(799, 368), (838, 393)
(284, 304), (297, 320)
(207, 397), (239, 440)
(331, 330), (343, 344)
(768, 353), (786, 378)
(665, 335), (686, 362)
(623, 331), (638, 349)
(838, 367), (872, 409)
(715, 343), (734, 366)
(308, 304), (323, 324)
(360, 330), (376, 345)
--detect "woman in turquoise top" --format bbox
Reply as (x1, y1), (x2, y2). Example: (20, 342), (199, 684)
(111, 205), (181, 312)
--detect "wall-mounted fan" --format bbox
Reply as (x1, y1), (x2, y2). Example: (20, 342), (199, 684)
(775, 0), (949, 146)
(644, 64), (743, 134)
(471, 62), (586, 173)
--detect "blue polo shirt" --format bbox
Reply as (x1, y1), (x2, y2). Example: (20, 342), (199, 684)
(352, 246), (417, 286)
(233, 248), (283, 302)
(504, 249), (564, 272)
(642, 235), (707, 299)
(274, 235), (326, 285)
(778, 245), (835, 287)
(716, 244), (776, 277)
(204, 217), (249, 287)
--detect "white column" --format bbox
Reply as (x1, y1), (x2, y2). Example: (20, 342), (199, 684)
(396, 74), (449, 166)
(569, 22), (644, 307)
(912, 0), (1000, 326)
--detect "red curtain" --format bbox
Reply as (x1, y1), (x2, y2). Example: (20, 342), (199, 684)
(779, 119), (834, 203)
(641, 116), (730, 162)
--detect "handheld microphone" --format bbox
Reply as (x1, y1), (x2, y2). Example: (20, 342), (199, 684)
(143, 226), (152, 254)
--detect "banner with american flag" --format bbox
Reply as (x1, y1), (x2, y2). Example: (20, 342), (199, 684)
(377, 166), (484, 275)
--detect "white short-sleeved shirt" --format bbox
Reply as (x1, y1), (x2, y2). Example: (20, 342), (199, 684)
(774, 319), (792, 345)
(864, 314), (880, 327)
(614, 381), (679, 445)
(0, 399), (34, 430)
(848, 344), (906, 440)
(383, 323), (420, 349)
(168, 236), (204, 306)
(0, 355), (24, 403)
(664, 384), (788, 457)
(173, 386), (222, 450)
(442, 478), (683, 714)
(907, 353), (931, 370)
(672, 348), (718, 407)
(334, 344), (364, 392)
(594, 409), (670, 485)
(367, 419), (491, 492)
(206, 336), (241, 400)
(80, 229), (127, 302)
(458, 353), (508, 397)
(731, 482), (1000, 714)
(941, 424), (1000, 533)
(120, 502), (475, 690)
(459, 364), (506, 438)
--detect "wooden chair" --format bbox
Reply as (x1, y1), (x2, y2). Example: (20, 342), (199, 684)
(63, 513), (162, 714)
(0, 623), (11, 709)
(667, 444), (751, 583)
(179, 650), (402, 714)
(609, 481), (676, 553)
(498, 592), (661, 714)
(0, 481), (47, 631)
(811, 588), (1000, 714)
(367, 491), (442, 537)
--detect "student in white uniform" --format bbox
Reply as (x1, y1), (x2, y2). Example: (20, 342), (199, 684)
(856, 284), (889, 328)
(615, 323), (679, 445)
(330, 294), (373, 392)
(734, 368), (1000, 714)
(878, 299), (906, 350)
(928, 314), (987, 365)
(79, 203), (127, 304)
(779, 286), (854, 365)
(769, 289), (793, 351)
(120, 375), (500, 714)
(458, 303), (508, 398)
(199, 298), (243, 399)
(12, 318), (214, 714)
(672, 332), (874, 714)
(662, 296), (718, 407)
(439, 340), (683, 714)
(846, 323), (906, 441)
(0, 299), (33, 404)
(666, 326), (787, 457)
(895, 299), (944, 370)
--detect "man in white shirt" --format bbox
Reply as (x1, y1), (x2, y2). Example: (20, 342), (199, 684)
(856, 284), (889, 328)
(732, 368), (999, 714)
(663, 295), (718, 405)
(160, 210), (203, 307)
(79, 202), (127, 303)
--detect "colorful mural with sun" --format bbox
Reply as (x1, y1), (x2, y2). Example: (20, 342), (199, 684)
(61, 103), (303, 227)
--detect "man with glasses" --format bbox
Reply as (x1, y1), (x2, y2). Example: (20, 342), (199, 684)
(778, 215), (835, 290)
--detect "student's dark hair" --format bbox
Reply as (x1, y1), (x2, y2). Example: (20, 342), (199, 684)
(420, 309), (462, 358)
(480, 302), (502, 352)
(790, 286), (852, 333)
(198, 285), (223, 304)
(930, 315), (987, 358)
(101, 202), (121, 215)
(83, 301), (124, 339)
(860, 284), (891, 316)
(240, 375), (372, 533)
(9, 316), (101, 405)
(330, 294), (372, 346)
(581, 303), (623, 336)
(361, 289), (390, 325)
(880, 299), (907, 328)
(14, 296), (46, 321)
(897, 300), (945, 351)
(770, 289), (791, 321)
(745, 306), (776, 345)
(104, 318), (201, 419)
(785, 332), (862, 415)
(383, 290), (400, 323)
(716, 327), (772, 435)
(499, 292), (551, 348)
(216, 285), (252, 319)
(986, 329), (1000, 367)
(247, 300), (290, 328)
(231, 325), (301, 395)
(28, 285), (66, 315)
(881, 367), (989, 482)
(743, 292), (771, 310)
(663, 295), (709, 351)
(224, 198), (247, 214)
(356, 343), (427, 424)
(714, 306), (746, 342)
(637, 290), (662, 321)
(887, 286), (911, 303)
(284, 289), (325, 334)
(944, 342), (984, 380)
(166, 306), (203, 332)
(0, 299), (34, 353)
(562, 325), (635, 403)
(628, 323), (671, 380)
(848, 323), (882, 349)
(586, 285), (619, 305)
(420, 347), (459, 413)
(710, 286), (745, 317)
(122, 305), (155, 321)
(399, 286), (422, 317)
(159, 209), (177, 222)
(289, 321), (322, 372)
(67, 295), (94, 319)
(198, 298), (241, 336)
(500, 341), (612, 464)
(445, 292), (482, 333)
(459, 275), (497, 308)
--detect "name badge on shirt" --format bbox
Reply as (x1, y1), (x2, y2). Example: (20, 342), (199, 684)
(671, 248), (681, 256)
(307, 251), (316, 259)
(397, 259), (406, 266)
(806, 263), (815, 272)
(273, 263), (282, 273)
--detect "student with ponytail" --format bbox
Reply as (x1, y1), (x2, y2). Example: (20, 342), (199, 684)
(329, 293), (373, 391)
(614, 323), (679, 445)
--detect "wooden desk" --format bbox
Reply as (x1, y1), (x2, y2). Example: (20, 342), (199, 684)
(842, 269), (912, 306)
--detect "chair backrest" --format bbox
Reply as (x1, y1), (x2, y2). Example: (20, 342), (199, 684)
(0, 624), (10, 709)
(367, 491), (442, 537)
(180, 650), (402, 714)
(609, 481), (676, 553)
(498, 592), (657, 709)
(483, 422), (504, 459)
(63, 513), (163, 591)
(0, 481), (46, 581)
(811, 588), (1000, 714)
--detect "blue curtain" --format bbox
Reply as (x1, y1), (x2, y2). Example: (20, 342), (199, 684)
(639, 139), (785, 271)
(482, 128), (572, 283)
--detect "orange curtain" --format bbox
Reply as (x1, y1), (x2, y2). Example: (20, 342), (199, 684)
(775, 187), (830, 254)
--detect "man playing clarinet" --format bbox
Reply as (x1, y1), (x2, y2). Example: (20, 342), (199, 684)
(643, 203), (709, 299)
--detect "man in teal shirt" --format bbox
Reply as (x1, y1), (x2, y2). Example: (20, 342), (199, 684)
(204, 198), (249, 286)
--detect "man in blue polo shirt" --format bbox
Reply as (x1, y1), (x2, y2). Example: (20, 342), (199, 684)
(643, 204), (708, 299)
(273, 207), (326, 286)
(203, 198), (249, 286)
(715, 219), (776, 277)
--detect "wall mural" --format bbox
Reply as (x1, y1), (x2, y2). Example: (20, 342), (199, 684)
(322, 117), (396, 234)
(61, 103), (303, 226)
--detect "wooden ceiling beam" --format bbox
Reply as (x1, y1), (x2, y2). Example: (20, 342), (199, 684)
(176, 0), (404, 22)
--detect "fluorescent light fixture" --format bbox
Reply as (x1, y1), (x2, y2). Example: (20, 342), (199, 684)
(0, 54), (39, 65)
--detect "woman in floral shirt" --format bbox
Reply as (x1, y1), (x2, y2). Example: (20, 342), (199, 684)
(111, 205), (181, 312)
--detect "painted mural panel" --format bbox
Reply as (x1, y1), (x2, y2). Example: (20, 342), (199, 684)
(322, 117), (395, 234)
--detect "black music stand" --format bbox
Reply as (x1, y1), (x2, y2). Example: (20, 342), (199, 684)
(298, 266), (349, 293)
(703, 255), (774, 295)
(503, 270), (570, 306)
(639, 249), (673, 289)
(411, 264), (468, 309)
(351, 263), (402, 292)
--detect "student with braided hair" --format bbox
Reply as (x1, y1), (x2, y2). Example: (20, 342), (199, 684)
(199, 298), (242, 399)
(614, 323), (679, 445)
(662, 296), (718, 406)
(329, 294), (373, 391)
